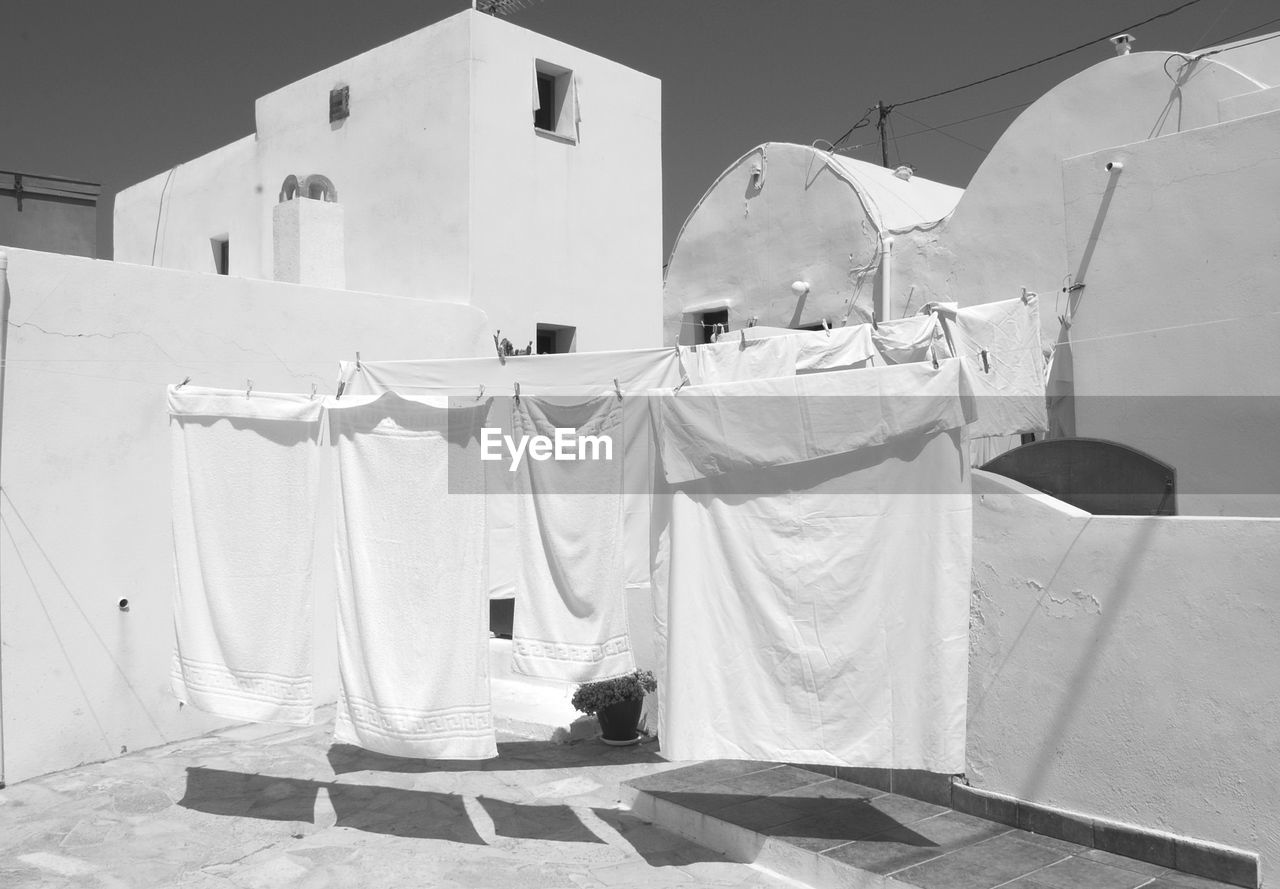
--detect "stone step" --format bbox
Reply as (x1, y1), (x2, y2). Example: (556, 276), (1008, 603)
(620, 762), (1249, 889)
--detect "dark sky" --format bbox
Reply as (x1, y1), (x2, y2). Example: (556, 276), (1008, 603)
(3, 0), (1276, 261)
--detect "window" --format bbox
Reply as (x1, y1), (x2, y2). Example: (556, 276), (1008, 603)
(696, 309), (728, 345)
(211, 236), (229, 275)
(329, 86), (349, 123)
(536, 323), (577, 354)
(533, 61), (577, 142)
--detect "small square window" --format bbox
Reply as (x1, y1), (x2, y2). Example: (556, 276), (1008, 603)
(329, 86), (349, 123)
(211, 236), (229, 275)
(533, 61), (577, 142)
(536, 323), (577, 354)
(696, 309), (728, 345)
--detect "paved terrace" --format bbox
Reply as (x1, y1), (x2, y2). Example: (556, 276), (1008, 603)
(0, 714), (1246, 889)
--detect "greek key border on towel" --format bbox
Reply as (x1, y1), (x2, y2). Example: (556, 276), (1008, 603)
(511, 634), (631, 663)
(340, 693), (494, 739)
(174, 657), (311, 703)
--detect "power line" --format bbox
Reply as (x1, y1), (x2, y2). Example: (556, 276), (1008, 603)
(892, 0), (1208, 109)
(1204, 14), (1280, 46)
(835, 100), (1032, 154)
(893, 109), (990, 154)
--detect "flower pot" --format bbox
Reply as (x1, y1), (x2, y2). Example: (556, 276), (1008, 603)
(595, 697), (643, 742)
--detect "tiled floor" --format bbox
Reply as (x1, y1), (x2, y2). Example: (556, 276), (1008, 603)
(623, 762), (1242, 889)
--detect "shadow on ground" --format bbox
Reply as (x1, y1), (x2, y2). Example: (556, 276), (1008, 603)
(326, 739), (665, 775)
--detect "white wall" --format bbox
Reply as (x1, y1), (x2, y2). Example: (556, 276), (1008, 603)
(469, 12), (663, 352)
(969, 470), (1280, 874)
(113, 135), (259, 277)
(1058, 108), (1280, 516)
(662, 144), (961, 345)
(112, 9), (665, 353)
(0, 247), (488, 784)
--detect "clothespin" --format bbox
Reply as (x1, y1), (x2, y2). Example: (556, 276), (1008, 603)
(673, 376), (689, 395)
(493, 332), (506, 365)
(513, 381), (520, 403)
(310, 383), (318, 399)
(177, 376), (191, 389)
(355, 352), (362, 371)
(821, 318), (831, 336)
(739, 328), (746, 349)
(980, 349), (991, 373)
(931, 354), (939, 370)
(335, 380), (347, 400)
(613, 378), (623, 399)
(477, 383), (485, 400)
(245, 379), (253, 399)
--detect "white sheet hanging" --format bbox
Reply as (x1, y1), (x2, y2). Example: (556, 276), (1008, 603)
(872, 314), (943, 364)
(168, 385), (323, 725)
(743, 324), (878, 373)
(510, 394), (634, 682)
(689, 334), (799, 385)
(328, 393), (495, 759)
(340, 348), (684, 598)
(650, 360), (973, 769)
(942, 294), (1048, 439)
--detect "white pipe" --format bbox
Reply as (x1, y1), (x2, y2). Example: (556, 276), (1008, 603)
(0, 249), (8, 788)
(877, 235), (894, 323)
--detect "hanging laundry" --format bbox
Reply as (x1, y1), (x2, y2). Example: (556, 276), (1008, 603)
(510, 394), (634, 682)
(945, 294), (1049, 439)
(690, 333), (799, 384)
(872, 313), (943, 364)
(650, 360), (974, 770)
(168, 385), (323, 725)
(744, 324), (878, 373)
(329, 392), (496, 759)
(341, 348), (685, 599)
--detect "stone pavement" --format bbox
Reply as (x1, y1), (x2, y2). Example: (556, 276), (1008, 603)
(622, 761), (1246, 889)
(0, 713), (799, 889)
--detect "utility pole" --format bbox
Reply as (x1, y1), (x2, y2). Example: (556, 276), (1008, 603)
(876, 100), (891, 168)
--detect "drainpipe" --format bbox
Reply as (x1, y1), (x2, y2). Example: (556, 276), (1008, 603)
(877, 235), (894, 323)
(0, 250), (9, 788)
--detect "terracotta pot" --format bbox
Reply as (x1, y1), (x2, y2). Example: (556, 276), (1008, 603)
(595, 697), (643, 741)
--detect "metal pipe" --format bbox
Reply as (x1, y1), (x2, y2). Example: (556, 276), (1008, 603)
(0, 249), (9, 788)
(877, 235), (894, 324)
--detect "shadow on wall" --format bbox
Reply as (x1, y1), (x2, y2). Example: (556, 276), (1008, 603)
(326, 738), (664, 775)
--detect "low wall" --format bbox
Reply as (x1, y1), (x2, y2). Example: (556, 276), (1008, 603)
(969, 470), (1280, 877)
(0, 247), (488, 784)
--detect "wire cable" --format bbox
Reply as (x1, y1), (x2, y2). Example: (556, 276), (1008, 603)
(893, 109), (991, 154)
(890, 0), (1208, 109)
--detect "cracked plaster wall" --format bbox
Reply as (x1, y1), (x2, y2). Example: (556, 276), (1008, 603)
(0, 247), (488, 784)
(969, 470), (1280, 874)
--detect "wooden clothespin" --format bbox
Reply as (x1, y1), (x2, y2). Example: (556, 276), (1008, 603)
(245, 379), (253, 399)
(980, 349), (991, 373)
(739, 328), (747, 349)
(931, 354), (939, 370)
(493, 332), (506, 365)
(477, 383), (485, 400)
(177, 376), (191, 389)
(513, 381), (520, 403)
(335, 380), (347, 400)
(310, 383), (318, 399)
(821, 318), (831, 336)
(613, 378), (623, 399)
(355, 352), (362, 371)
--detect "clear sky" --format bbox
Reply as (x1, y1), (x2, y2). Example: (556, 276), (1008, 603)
(3, 0), (1277, 261)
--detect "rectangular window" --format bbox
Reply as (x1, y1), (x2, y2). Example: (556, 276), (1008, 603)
(533, 60), (577, 142)
(536, 323), (577, 354)
(696, 309), (728, 345)
(211, 236), (229, 275)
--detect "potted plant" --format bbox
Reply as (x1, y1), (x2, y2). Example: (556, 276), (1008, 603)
(571, 669), (657, 745)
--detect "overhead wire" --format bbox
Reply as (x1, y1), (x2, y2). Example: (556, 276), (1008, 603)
(892, 109), (991, 154)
